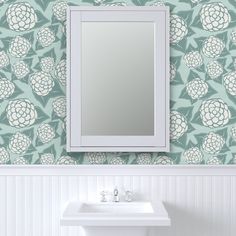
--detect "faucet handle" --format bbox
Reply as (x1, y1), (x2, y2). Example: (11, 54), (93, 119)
(100, 191), (108, 202)
(125, 190), (133, 202)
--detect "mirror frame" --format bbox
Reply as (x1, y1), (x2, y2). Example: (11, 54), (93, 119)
(67, 7), (169, 152)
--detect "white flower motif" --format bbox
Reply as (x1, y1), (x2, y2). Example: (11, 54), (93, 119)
(170, 15), (188, 44)
(37, 124), (55, 143)
(0, 147), (10, 164)
(103, 2), (127, 6)
(85, 152), (107, 164)
(13, 156), (28, 165)
(152, 156), (174, 165)
(136, 153), (152, 165)
(183, 147), (203, 164)
(206, 61), (223, 79)
(40, 57), (54, 72)
(202, 132), (225, 154)
(55, 59), (66, 86)
(52, 1), (67, 21)
(30, 71), (54, 96)
(202, 36), (225, 58)
(231, 29), (236, 44)
(12, 61), (30, 79)
(186, 78), (208, 99)
(231, 125), (236, 140)
(200, 2), (231, 32)
(40, 153), (55, 165)
(52, 97), (66, 118)
(37, 27), (55, 47)
(199, 98), (231, 128)
(170, 64), (176, 81)
(9, 36), (31, 58)
(108, 156), (126, 165)
(170, 111), (188, 140)
(0, 51), (10, 68)
(9, 132), (31, 154)
(6, 99), (37, 128)
(206, 156), (222, 165)
(223, 71), (236, 96)
(6, 2), (37, 32)
(56, 156), (77, 165)
(184, 51), (203, 69)
(0, 78), (15, 100)
(150, 0), (165, 6)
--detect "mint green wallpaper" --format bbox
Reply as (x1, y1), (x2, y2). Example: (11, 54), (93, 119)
(0, 0), (236, 165)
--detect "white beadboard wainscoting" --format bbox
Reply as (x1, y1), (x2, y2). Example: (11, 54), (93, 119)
(0, 166), (236, 236)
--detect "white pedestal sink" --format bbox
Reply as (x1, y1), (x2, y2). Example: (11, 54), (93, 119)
(61, 201), (171, 236)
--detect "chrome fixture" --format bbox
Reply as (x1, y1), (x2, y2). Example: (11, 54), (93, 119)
(100, 191), (108, 202)
(113, 188), (119, 202)
(125, 190), (133, 202)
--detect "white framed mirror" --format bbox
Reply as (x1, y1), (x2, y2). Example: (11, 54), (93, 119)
(67, 7), (169, 152)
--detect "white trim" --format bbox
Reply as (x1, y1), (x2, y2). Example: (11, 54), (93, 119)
(0, 166), (235, 176)
(67, 7), (170, 152)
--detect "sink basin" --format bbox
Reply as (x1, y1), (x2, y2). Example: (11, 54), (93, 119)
(61, 201), (170, 227)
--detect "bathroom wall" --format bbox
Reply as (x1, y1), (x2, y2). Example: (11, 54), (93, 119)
(0, 166), (235, 236)
(0, 0), (236, 165)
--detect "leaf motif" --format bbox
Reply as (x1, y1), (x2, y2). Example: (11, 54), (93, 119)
(171, 135), (188, 149)
(35, 10), (50, 28)
(0, 112), (9, 126)
(35, 106), (50, 124)
(191, 111), (202, 125)
(170, 100), (176, 109)
(227, 107), (236, 127)
(178, 106), (193, 121)
(131, 0), (151, 6)
(23, 154), (33, 163)
(42, 48), (56, 58)
(2, 64), (11, 73)
(22, 127), (35, 139)
(1, 37), (13, 48)
(229, 41), (236, 51)
(165, 3), (176, 12)
(171, 72), (184, 85)
(195, 64), (205, 73)
(178, 10), (194, 25)
(61, 36), (66, 49)
(179, 87), (188, 99)
(191, 14), (202, 29)
(188, 70), (201, 80)
(41, 144), (57, 156)
(11, 83), (24, 99)
(61, 131), (66, 146)
(229, 137), (236, 147)
(35, 41), (43, 51)
(25, 144), (36, 154)
(35, 0), (54, 11)
(50, 24), (60, 34)
(26, 48), (36, 58)
(0, 13), (9, 29)
(23, 32), (34, 43)
(171, 40), (187, 53)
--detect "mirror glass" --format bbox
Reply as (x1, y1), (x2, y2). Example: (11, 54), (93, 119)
(81, 22), (155, 136)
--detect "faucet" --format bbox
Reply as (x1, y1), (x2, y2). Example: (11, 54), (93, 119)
(125, 190), (133, 202)
(100, 191), (107, 202)
(113, 187), (119, 202)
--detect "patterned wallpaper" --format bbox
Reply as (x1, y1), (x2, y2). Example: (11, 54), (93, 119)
(0, 0), (236, 165)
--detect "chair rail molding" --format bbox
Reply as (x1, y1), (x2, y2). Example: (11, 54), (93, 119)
(0, 165), (236, 176)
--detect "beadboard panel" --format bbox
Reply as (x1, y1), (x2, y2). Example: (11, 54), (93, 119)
(0, 167), (235, 236)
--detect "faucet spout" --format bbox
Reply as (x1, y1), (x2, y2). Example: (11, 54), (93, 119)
(113, 188), (119, 202)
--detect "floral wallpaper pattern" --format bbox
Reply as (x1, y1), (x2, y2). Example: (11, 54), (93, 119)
(0, 0), (236, 165)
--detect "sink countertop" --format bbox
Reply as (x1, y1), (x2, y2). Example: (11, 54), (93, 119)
(61, 201), (171, 227)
